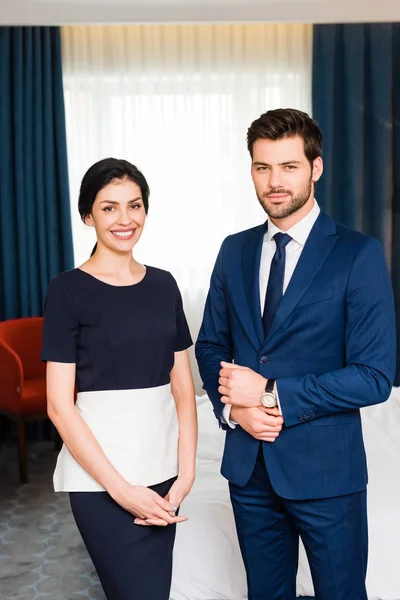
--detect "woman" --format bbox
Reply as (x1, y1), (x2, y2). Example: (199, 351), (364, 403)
(41, 158), (198, 600)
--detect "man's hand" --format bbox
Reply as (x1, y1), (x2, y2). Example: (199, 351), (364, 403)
(218, 361), (266, 407)
(231, 405), (283, 442)
(262, 406), (283, 418)
(262, 406), (281, 418)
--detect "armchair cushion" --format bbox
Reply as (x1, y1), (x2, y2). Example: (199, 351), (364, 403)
(0, 317), (46, 415)
(21, 378), (47, 414)
(0, 317), (45, 379)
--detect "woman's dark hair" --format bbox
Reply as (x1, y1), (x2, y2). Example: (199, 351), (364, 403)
(78, 158), (150, 257)
(247, 108), (322, 166)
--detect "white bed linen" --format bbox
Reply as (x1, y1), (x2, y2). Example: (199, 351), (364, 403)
(171, 390), (400, 600)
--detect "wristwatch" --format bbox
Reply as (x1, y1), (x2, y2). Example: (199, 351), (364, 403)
(260, 379), (277, 408)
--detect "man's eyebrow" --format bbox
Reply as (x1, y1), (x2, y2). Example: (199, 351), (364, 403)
(252, 160), (302, 167)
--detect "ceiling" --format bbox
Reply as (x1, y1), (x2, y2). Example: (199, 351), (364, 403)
(1, 0), (400, 25)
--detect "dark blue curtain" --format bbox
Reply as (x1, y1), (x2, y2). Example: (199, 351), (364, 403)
(312, 23), (400, 384)
(0, 26), (74, 321)
(0, 27), (74, 439)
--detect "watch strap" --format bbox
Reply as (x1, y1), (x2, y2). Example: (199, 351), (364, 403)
(265, 378), (276, 393)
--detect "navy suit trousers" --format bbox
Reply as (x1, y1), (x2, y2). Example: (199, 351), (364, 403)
(229, 446), (368, 600)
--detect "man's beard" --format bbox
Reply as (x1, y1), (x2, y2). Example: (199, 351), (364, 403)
(258, 176), (313, 220)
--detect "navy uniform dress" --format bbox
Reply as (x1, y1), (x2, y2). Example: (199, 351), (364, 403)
(41, 267), (192, 600)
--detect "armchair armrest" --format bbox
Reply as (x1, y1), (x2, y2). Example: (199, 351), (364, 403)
(0, 339), (23, 413)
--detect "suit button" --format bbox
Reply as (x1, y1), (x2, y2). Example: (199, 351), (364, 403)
(260, 356), (268, 364)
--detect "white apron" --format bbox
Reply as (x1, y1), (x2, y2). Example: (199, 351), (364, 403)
(53, 383), (179, 491)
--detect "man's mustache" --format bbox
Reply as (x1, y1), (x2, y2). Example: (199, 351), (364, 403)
(263, 189), (292, 197)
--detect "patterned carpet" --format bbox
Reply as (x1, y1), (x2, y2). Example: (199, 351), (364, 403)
(0, 441), (105, 600)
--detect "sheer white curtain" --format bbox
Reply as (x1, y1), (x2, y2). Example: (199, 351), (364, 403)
(61, 23), (312, 388)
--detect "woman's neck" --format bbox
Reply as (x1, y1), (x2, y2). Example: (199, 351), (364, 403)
(80, 247), (145, 285)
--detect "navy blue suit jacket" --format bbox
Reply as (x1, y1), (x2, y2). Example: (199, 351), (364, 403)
(195, 211), (396, 500)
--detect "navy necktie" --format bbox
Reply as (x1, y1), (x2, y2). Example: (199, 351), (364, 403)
(262, 233), (292, 336)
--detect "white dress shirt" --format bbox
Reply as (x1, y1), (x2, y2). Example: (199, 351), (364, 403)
(222, 200), (321, 427)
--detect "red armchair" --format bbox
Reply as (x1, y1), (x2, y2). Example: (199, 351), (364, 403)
(0, 317), (47, 483)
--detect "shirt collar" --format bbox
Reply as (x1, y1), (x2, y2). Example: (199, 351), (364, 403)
(266, 200), (321, 246)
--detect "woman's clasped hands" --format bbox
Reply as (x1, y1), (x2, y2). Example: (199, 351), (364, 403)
(114, 477), (193, 527)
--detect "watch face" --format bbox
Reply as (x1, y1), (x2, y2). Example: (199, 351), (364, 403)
(261, 393), (277, 408)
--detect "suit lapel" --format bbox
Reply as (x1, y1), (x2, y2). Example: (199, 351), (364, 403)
(241, 223), (266, 348)
(264, 211), (338, 345)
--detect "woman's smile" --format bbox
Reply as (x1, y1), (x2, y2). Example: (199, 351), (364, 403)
(110, 228), (137, 240)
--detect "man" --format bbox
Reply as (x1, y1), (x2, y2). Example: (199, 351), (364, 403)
(195, 108), (396, 599)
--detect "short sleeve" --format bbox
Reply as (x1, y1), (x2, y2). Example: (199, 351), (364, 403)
(172, 278), (193, 352)
(41, 275), (79, 363)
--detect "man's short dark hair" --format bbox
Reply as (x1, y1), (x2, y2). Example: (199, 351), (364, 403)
(247, 108), (323, 164)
